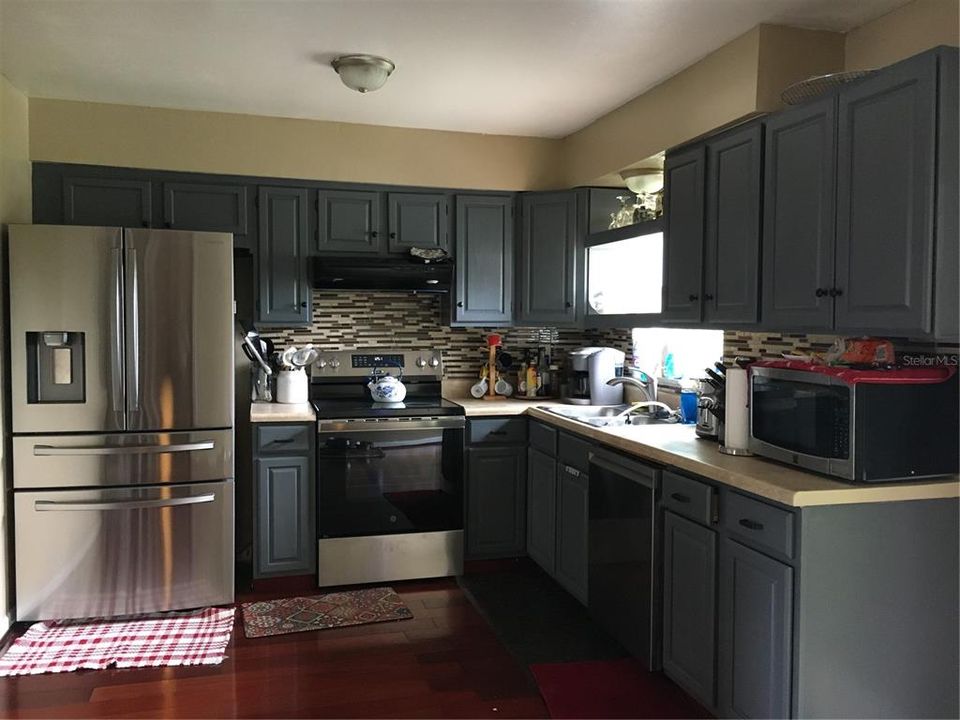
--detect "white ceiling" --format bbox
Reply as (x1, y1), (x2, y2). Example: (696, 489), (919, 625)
(0, 0), (907, 138)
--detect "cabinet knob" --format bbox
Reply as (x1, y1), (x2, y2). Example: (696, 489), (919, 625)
(829, 287), (843, 297)
(456, 301), (464, 308)
(141, 221), (150, 228)
(815, 288), (827, 298)
(703, 293), (714, 301)
(688, 294), (699, 302)
(164, 221), (172, 229)
(565, 301), (572, 308)
(370, 231), (378, 238)
(300, 301), (308, 308)
(389, 232), (397, 239)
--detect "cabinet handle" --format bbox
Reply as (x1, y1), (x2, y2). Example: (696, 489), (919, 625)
(271, 438), (296, 444)
(738, 518), (764, 531)
(457, 301), (463, 308)
(670, 492), (691, 504)
(300, 301), (308, 308)
(370, 231), (379, 238)
(164, 221), (172, 228)
(141, 220), (150, 228)
(688, 294), (699, 302)
(703, 293), (714, 301)
(389, 232), (397, 239)
(565, 301), (572, 308)
(815, 288), (828, 298)
(488, 431), (507, 436)
(829, 287), (844, 297)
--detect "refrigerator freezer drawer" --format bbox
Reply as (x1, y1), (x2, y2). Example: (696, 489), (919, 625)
(12, 430), (233, 489)
(15, 480), (234, 621)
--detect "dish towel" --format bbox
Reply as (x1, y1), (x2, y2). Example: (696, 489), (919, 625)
(0, 606), (235, 676)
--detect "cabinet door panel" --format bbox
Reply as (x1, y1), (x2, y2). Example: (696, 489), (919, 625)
(257, 186), (311, 325)
(762, 96), (837, 330)
(835, 52), (937, 334)
(163, 182), (248, 235)
(705, 124), (762, 325)
(556, 464), (588, 604)
(519, 192), (577, 325)
(388, 193), (447, 252)
(466, 446), (525, 558)
(317, 190), (383, 253)
(62, 176), (152, 228)
(662, 146), (705, 322)
(662, 511), (717, 708)
(256, 456), (312, 576)
(455, 196), (514, 324)
(526, 447), (557, 573)
(718, 539), (793, 719)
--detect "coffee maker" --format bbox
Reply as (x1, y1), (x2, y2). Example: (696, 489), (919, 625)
(565, 347), (625, 405)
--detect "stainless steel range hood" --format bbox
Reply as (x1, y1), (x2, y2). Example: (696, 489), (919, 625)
(312, 257), (452, 292)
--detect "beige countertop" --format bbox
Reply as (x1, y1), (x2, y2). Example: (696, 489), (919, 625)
(447, 397), (959, 508)
(250, 401), (316, 423)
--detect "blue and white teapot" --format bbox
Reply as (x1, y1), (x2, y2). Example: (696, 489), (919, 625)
(367, 366), (407, 403)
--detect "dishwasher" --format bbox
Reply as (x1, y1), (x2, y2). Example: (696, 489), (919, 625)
(588, 446), (661, 670)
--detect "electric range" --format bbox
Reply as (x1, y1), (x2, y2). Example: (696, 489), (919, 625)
(309, 349), (465, 588)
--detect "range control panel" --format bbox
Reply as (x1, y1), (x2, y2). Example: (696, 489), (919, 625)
(311, 349), (443, 379)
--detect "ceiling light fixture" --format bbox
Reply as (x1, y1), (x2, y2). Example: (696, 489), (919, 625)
(620, 168), (663, 195)
(331, 54), (395, 93)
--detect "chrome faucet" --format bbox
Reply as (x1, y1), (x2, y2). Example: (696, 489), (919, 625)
(607, 372), (658, 403)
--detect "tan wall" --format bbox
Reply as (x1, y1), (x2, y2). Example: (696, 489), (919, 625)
(845, 0), (960, 70)
(0, 73), (32, 638)
(28, 99), (562, 191)
(755, 25), (845, 111)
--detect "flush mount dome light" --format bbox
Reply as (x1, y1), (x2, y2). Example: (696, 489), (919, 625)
(331, 54), (395, 93)
(620, 168), (663, 195)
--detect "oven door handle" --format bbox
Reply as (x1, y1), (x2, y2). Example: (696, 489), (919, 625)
(318, 417), (466, 434)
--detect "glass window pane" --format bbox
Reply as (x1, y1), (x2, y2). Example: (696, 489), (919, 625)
(587, 232), (663, 315)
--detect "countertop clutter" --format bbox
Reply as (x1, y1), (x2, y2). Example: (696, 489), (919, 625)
(445, 399), (960, 508)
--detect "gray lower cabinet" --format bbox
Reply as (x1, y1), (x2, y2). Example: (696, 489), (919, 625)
(555, 463), (589, 604)
(255, 455), (313, 577)
(662, 145), (706, 322)
(662, 510), (717, 708)
(466, 445), (526, 558)
(718, 538), (793, 720)
(388, 192), (448, 252)
(317, 189), (383, 253)
(518, 192), (577, 325)
(257, 186), (311, 325)
(62, 175), (153, 228)
(454, 195), (514, 324)
(526, 447), (557, 573)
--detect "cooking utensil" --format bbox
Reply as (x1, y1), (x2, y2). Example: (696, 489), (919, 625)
(705, 367), (725, 386)
(714, 361), (726, 375)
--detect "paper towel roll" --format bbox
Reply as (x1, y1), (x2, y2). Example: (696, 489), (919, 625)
(723, 367), (750, 452)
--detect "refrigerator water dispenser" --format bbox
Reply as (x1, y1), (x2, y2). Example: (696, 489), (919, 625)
(25, 331), (86, 403)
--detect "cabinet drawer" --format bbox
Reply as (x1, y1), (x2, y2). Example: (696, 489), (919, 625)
(469, 418), (527, 445)
(529, 421), (557, 456)
(723, 492), (794, 559)
(255, 425), (312, 455)
(662, 471), (715, 526)
(557, 432), (591, 472)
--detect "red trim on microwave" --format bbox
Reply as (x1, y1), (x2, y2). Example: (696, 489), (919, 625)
(749, 359), (957, 385)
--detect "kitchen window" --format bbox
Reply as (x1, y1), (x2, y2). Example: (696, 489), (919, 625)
(630, 327), (724, 381)
(585, 221), (663, 325)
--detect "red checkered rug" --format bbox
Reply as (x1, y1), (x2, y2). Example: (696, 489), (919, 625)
(0, 607), (235, 677)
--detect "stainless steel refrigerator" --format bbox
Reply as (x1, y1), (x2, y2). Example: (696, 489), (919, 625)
(8, 225), (235, 621)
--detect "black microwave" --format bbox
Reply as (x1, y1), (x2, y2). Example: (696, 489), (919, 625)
(749, 361), (959, 483)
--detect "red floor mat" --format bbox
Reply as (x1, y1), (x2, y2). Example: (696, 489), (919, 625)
(530, 658), (711, 719)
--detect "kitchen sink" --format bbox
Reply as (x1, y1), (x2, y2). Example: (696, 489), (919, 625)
(538, 404), (676, 428)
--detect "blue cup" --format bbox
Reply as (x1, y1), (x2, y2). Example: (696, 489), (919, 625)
(679, 390), (698, 424)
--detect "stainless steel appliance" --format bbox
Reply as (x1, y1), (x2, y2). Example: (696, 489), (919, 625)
(566, 347), (625, 405)
(588, 447), (660, 669)
(311, 349), (465, 587)
(750, 360), (959, 482)
(9, 225), (235, 621)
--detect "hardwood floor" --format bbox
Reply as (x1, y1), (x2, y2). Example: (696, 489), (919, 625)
(0, 578), (549, 719)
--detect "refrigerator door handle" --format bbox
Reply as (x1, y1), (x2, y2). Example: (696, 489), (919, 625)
(125, 246), (140, 412)
(110, 247), (125, 415)
(32, 440), (216, 456)
(34, 493), (216, 512)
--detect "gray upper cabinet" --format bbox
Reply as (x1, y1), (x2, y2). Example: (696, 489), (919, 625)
(162, 182), (249, 235)
(704, 123), (762, 325)
(835, 51), (938, 335)
(527, 447), (558, 574)
(256, 455), (313, 577)
(718, 538), (793, 719)
(317, 189), (383, 253)
(62, 176), (152, 228)
(662, 510), (717, 708)
(454, 195), (514, 324)
(387, 193), (448, 253)
(257, 186), (311, 325)
(662, 145), (706, 323)
(466, 445), (526, 558)
(555, 463), (589, 604)
(518, 192), (578, 325)
(762, 95), (837, 331)
(934, 48), (959, 341)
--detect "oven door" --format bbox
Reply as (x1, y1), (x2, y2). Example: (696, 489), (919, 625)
(749, 368), (853, 478)
(316, 416), (465, 538)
